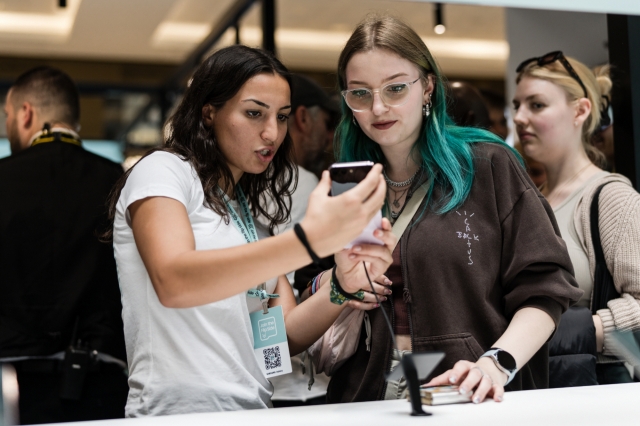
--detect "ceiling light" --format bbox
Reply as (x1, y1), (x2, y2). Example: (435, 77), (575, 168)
(434, 3), (446, 35)
(0, 0), (81, 39)
(150, 24), (508, 61)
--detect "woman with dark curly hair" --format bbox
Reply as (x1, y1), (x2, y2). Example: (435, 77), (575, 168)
(105, 45), (395, 416)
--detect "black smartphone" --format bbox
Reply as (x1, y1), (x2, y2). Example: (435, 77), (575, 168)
(329, 161), (383, 248)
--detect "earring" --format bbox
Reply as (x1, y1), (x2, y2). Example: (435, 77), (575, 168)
(423, 93), (432, 117)
(352, 116), (359, 127)
(423, 103), (431, 117)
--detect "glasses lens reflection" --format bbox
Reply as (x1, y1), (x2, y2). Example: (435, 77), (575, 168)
(344, 81), (415, 111)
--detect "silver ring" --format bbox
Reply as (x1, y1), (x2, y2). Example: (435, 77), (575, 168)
(471, 366), (485, 377)
(472, 366), (494, 385)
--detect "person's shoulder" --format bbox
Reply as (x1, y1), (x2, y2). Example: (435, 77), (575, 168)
(0, 151), (21, 172)
(77, 147), (124, 175)
(471, 142), (531, 186)
(137, 150), (189, 170)
(127, 150), (196, 187)
(584, 172), (639, 205)
(0, 145), (37, 170)
(471, 141), (518, 162)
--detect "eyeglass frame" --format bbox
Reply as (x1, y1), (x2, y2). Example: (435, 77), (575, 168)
(516, 51), (588, 99)
(341, 78), (422, 112)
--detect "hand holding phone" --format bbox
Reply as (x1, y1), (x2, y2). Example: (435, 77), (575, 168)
(329, 161), (384, 249)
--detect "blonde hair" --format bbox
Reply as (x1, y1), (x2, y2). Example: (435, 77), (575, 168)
(593, 64), (612, 100)
(516, 56), (611, 168)
(337, 13), (434, 91)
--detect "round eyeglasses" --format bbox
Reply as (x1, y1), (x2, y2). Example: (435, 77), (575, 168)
(341, 78), (421, 112)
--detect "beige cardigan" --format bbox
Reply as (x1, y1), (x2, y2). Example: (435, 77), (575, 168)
(574, 173), (640, 357)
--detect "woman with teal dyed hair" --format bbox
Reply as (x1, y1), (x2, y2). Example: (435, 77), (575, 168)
(314, 14), (582, 405)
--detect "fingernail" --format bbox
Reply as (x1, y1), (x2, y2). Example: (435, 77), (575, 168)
(384, 279), (392, 285)
(374, 230), (382, 237)
(349, 254), (356, 259)
(473, 397), (480, 404)
(374, 303), (380, 308)
(385, 289), (392, 295)
(458, 387), (466, 394)
(353, 245), (362, 252)
(383, 296), (387, 301)
(449, 375), (457, 384)
(496, 395), (503, 402)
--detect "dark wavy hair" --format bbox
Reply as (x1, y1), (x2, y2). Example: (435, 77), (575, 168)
(103, 45), (296, 239)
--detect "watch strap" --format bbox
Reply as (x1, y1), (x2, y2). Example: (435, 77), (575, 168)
(480, 348), (517, 386)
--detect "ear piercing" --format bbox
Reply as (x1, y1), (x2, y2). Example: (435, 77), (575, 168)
(423, 93), (432, 117)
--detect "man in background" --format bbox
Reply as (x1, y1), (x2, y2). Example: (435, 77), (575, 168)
(288, 74), (338, 179)
(0, 66), (127, 424)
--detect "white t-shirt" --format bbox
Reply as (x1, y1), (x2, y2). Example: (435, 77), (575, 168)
(114, 151), (277, 417)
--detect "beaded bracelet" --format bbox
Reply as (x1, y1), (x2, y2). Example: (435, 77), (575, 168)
(329, 266), (365, 305)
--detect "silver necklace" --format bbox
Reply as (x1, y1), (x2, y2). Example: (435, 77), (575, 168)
(389, 185), (410, 209)
(383, 167), (421, 188)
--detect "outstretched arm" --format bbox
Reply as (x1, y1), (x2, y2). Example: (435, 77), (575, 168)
(129, 167), (387, 308)
(426, 307), (555, 403)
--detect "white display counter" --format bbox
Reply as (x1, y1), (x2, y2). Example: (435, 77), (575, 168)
(48, 382), (640, 426)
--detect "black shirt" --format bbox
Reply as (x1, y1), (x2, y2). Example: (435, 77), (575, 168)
(0, 140), (125, 360)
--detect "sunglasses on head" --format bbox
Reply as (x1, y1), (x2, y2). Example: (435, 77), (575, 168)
(516, 51), (588, 99)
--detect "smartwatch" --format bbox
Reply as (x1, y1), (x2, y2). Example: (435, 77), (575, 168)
(480, 348), (517, 385)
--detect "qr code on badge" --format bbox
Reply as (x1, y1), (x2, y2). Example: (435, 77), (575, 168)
(263, 346), (281, 370)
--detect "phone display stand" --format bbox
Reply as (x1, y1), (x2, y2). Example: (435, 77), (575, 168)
(386, 351), (445, 416)
(1, 363), (20, 426)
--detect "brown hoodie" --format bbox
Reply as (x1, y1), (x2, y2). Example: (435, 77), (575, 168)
(327, 143), (583, 402)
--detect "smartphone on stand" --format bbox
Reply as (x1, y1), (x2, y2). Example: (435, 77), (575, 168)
(329, 161), (384, 249)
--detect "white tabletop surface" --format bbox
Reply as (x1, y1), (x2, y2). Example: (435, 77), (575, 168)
(54, 383), (640, 426)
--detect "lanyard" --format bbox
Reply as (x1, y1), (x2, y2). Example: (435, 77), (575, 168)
(30, 123), (81, 148)
(223, 186), (259, 244)
(31, 131), (82, 148)
(221, 185), (277, 313)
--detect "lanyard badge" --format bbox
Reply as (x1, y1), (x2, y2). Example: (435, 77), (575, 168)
(222, 186), (292, 377)
(249, 305), (292, 378)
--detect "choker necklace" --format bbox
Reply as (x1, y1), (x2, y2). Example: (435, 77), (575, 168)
(383, 167), (421, 188)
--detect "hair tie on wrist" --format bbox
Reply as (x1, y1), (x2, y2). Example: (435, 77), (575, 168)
(294, 223), (321, 266)
(329, 265), (365, 305)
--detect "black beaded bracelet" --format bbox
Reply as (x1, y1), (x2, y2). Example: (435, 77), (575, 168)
(293, 223), (322, 265)
(331, 265), (363, 301)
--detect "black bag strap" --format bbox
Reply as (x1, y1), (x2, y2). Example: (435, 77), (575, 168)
(590, 182), (620, 314)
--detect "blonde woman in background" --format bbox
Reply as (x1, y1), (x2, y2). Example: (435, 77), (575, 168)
(514, 52), (640, 385)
